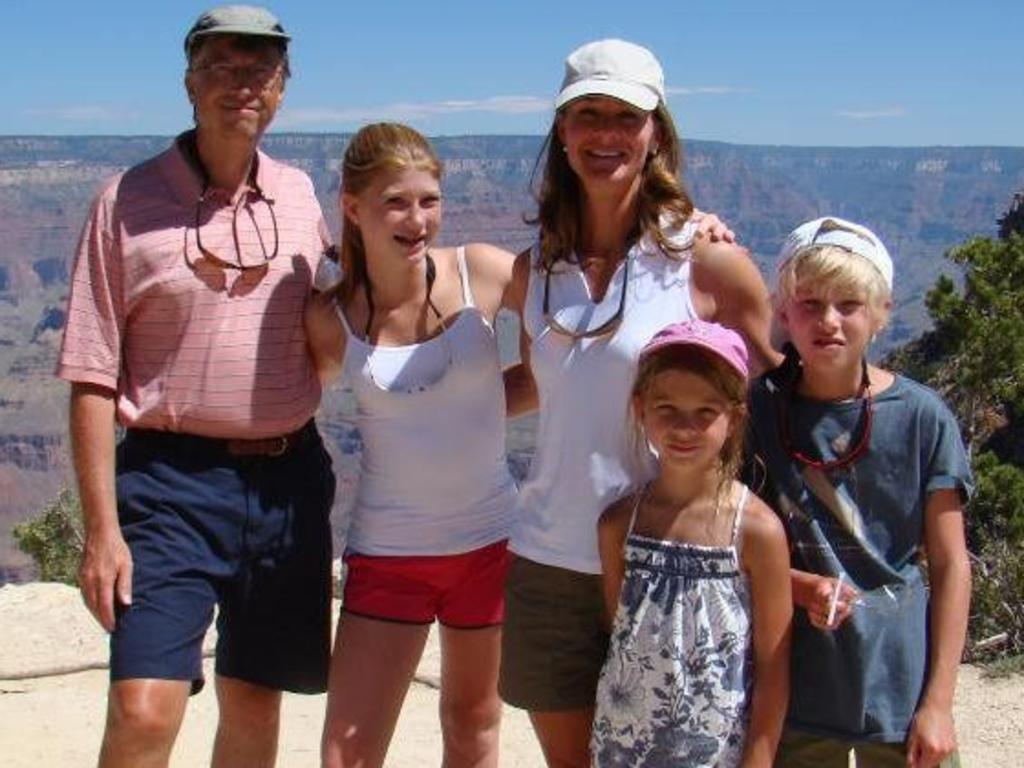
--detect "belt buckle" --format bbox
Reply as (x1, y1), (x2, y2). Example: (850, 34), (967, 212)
(266, 435), (289, 457)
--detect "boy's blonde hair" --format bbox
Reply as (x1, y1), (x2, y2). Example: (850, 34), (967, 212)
(774, 245), (893, 327)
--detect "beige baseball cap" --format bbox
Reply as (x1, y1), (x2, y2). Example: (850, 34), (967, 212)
(555, 39), (665, 112)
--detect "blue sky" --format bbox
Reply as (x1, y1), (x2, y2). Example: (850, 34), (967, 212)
(4, 0), (1022, 146)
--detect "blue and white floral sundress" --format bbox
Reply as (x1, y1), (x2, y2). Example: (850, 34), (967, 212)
(591, 485), (753, 768)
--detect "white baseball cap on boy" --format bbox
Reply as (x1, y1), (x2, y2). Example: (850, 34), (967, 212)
(555, 39), (665, 112)
(778, 216), (894, 290)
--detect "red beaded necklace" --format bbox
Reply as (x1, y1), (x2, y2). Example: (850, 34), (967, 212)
(778, 354), (874, 472)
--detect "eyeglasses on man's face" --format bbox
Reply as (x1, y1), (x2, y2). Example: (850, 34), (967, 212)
(190, 60), (283, 89)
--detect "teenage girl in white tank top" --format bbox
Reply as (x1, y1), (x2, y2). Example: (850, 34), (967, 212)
(334, 245), (515, 557)
(305, 123), (532, 768)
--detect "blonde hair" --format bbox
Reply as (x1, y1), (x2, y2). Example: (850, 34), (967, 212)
(337, 123), (442, 303)
(529, 103), (694, 270)
(774, 244), (892, 325)
(630, 345), (749, 502)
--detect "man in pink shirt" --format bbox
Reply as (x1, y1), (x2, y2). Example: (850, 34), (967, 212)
(56, 6), (335, 766)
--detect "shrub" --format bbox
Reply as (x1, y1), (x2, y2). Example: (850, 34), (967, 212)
(963, 453), (1024, 662)
(967, 538), (1024, 663)
(889, 194), (1024, 663)
(968, 452), (1024, 548)
(12, 487), (84, 585)
(924, 234), (1024, 452)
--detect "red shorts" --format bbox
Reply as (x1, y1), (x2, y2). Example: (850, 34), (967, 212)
(342, 540), (509, 628)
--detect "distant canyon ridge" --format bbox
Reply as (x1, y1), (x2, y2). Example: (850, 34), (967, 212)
(1, 133), (1022, 581)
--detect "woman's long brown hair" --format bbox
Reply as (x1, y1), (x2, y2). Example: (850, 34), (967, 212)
(528, 103), (695, 270)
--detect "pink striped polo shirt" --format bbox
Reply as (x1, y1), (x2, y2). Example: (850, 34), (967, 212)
(56, 136), (328, 439)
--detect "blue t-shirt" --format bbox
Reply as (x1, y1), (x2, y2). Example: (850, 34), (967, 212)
(747, 372), (972, 742)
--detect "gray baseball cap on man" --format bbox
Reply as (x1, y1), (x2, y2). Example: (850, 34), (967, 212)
(184, 5), (290, 53)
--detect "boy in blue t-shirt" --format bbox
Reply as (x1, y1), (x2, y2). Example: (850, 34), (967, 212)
(747, 217), (972, 768)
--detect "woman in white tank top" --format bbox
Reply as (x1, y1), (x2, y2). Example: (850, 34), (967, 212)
(497, 40), (782, 767)
(305, 124), (534, 768)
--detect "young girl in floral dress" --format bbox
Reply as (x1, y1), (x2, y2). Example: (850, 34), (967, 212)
(591, 319), (793, 768)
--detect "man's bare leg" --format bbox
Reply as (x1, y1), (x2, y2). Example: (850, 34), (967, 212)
(98, 679), (190, 768)
(212, 676), (283, 768)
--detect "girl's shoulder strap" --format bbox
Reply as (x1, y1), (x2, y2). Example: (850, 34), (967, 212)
(624, 484), (648, 544)
(729, 483), (751, 549)
(528, 239), (543, 268)
(334, 295), (355, 339)
(521, 240), (547, 342)
(455, 245), (474, 308)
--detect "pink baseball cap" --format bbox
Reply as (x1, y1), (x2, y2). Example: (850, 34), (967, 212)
(640, 319), (749, 379)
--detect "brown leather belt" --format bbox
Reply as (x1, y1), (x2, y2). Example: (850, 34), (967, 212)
(125, 420), (317, 459)
(225, 427), (307, 457)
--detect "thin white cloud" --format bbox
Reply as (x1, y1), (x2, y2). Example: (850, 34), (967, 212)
(279, 95), (552, 128)
(279, 87), (749, 128)
(836, 106), (908, 120)
(23, 106), (144, 123)
(665, 85), (748, 96)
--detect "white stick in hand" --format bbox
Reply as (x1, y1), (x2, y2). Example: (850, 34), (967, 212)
(826, 573), (844, 627)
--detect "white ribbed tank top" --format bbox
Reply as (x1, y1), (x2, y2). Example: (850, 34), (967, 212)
(338, 248), (516, 555)
(511, 223), (700, 573)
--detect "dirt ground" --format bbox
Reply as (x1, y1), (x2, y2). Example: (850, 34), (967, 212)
(1, 583), (1019, 767)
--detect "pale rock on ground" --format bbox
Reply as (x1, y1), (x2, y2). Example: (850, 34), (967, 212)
(1, 583), (1021, 767)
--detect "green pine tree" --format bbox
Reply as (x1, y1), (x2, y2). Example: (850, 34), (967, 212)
(905, 191), (1024, 660)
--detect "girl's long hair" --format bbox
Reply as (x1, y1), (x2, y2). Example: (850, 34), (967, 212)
(528, 103), (694, 270)
(337, 123), (442, 304)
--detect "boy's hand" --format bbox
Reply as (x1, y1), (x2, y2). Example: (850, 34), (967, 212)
(804, 574), (857, 631)
(906, 702), (957, 767)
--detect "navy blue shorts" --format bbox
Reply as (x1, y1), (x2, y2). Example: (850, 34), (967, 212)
(111, 421), (336, 695)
